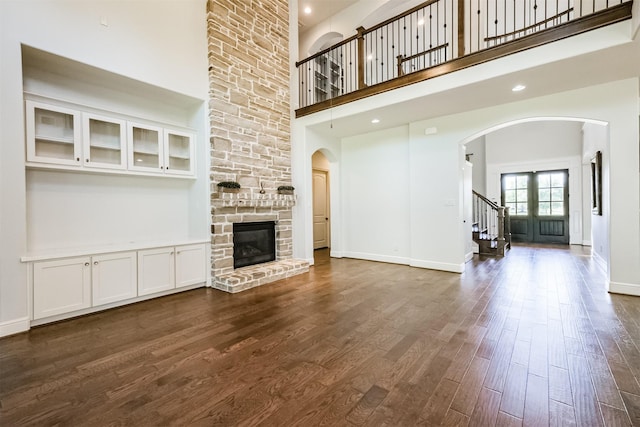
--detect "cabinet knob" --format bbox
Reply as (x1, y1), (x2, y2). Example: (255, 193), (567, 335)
(84, 262), (90, 266)
(77, 157), (80, 162)
(86, 159), (89, 162)
(94, 261), (98, 265)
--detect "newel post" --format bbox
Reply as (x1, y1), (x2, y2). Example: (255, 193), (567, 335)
(356, 26), (366, 90)
(457, 0), (465, 57)
(497, 206), (506, 244)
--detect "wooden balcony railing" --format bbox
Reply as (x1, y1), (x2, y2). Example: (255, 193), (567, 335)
(295, 0), (633, 117)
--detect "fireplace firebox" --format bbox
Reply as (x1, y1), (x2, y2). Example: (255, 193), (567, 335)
(233, 221), (276, 269)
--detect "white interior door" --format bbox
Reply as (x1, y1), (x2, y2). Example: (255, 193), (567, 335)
(313, 169), (329, 249)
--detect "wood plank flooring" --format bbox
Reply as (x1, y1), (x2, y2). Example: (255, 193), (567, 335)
(1, 245), (639, 426)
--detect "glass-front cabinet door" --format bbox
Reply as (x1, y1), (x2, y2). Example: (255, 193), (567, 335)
(164, 129), (194, 176)
(127, 122), (164, 173)
(82, 113), (127, 170)
(25, 101), (81, 166)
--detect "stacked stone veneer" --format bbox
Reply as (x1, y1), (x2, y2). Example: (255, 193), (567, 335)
(207, 0), (308, 292)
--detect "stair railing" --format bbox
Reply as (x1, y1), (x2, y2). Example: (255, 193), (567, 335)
(472, 190), (511, 251)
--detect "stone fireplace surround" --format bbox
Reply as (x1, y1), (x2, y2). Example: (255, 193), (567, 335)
(211, 192), (309, 293)
(207, 0), (308, 293)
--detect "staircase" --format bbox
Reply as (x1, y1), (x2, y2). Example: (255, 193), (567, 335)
(472, 190), (511, 256)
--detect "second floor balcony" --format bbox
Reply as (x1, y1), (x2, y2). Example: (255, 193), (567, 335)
(295, 0), (634, 117)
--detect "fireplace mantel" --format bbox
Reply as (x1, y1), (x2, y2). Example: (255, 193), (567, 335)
(211, 192), (296, 208)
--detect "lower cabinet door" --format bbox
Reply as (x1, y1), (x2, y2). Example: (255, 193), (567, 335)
(175, 244), (206, 288)
(138, 247), (175, 296)
(92, 251), (137, 306)
(33, 257), (91, 320)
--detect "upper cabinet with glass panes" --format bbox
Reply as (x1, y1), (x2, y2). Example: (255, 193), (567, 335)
(82, 113), (127, 170)
(25, 100), (195, 178)
(26, 101), (82, 166)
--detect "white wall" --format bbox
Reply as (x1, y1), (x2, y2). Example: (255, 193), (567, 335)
(0, 0), (209, 336)
(465, 136), (487, 194)
(486, 121), (583, 164)
(582, 122), (610, 267)
(342, 126), (411, 264)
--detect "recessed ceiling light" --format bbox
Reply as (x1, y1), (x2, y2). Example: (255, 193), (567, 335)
(367, 54), (373, 60)
(304, 6), (312, 14)
(512, 84), (526, 92)
(371, 118), (380, 124)
(418, 18), (425, 25)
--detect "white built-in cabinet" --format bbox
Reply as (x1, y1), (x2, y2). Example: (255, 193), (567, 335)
(30, 243), (207, 322)
(83, 113), (127, 170)
(138, 244), (206, 296)
(33, 257), (91, 320)
(26, 102), (82, 166)
(25, 100), (195, 177)
(175, 244), (207, 287)
(138, 247), (175, 296)
(91, 251), (137, 306)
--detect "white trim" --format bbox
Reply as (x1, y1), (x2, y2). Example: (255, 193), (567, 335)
(0, 317), (30, 337)
(582, 240), (592, 246)
(410, 259), (465, 273)
(342, 251), (409, 266)
(306, 257), (315, 266)
(329, 250), (343, 258)
(609, 281), (640, 296)
(340, 251), (466, 273)
(465, 251), (474, 262)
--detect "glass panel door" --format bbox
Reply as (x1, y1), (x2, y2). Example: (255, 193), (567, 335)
(83, 114), (126, 169)
(128, 123), (163, 173)
(164, 130), (193, 175)
(26, 101), (81, 166)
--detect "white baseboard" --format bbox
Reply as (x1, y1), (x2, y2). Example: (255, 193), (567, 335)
(410, 259), (465, 273)
(465, 251), (474, 263)
(0, 317), (30, 337)
(593, 251), (607, 273)
(306, 257), (315, 266)
(582, 240), (592, 246)
(342, 251), (409, 266)
(329, 250), (343, 258)
(609, 281), (640, 296)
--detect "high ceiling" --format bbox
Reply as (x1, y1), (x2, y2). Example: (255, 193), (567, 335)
(297, 0), (359, 31)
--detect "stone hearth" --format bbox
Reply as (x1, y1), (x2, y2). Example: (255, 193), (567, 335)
(210, 193), (309, 293)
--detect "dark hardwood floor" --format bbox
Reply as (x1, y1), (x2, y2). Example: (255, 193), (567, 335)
(1, 245), (639, 426)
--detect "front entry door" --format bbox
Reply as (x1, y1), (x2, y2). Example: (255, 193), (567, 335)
(501, 170), (569, 244)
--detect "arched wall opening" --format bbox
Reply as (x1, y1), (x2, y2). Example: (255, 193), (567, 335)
(460, 116), (610, 267)
(308, 31), (344, 55)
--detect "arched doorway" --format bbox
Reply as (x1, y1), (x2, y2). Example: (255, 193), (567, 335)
(462, 118), (608, 261)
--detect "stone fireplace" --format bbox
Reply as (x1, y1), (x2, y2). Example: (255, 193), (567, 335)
(207, 0), (308, 293)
